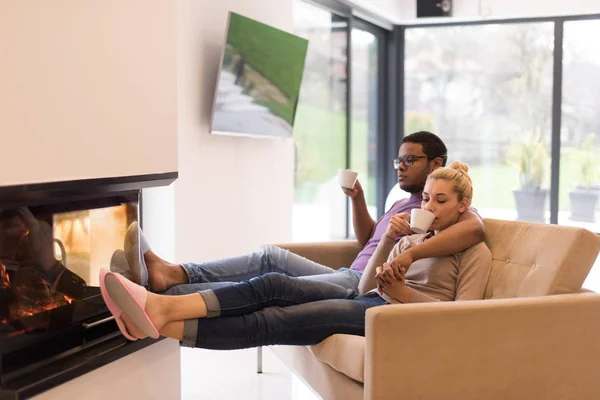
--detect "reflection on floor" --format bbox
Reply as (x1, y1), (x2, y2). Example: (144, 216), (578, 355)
(181, 347), (320, 400)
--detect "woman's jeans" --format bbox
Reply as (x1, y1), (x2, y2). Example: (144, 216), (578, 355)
(182, 273), (387, 349)
(163, 245), (362, 295)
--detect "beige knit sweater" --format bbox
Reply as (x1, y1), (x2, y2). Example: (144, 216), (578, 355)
(364, 233), (492, 303)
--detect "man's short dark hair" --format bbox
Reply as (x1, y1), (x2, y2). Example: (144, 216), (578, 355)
(401, 131), (448, 166)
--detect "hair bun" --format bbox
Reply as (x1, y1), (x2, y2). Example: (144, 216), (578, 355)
(449, 161), (469, 175)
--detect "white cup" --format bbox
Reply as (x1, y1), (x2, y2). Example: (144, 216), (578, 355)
(338, 169), (358, 189)
(410, 209), (435, 234)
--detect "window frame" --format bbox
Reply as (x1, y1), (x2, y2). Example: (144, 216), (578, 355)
(295, 0), (392, 239)
(399, 13), (600, 230)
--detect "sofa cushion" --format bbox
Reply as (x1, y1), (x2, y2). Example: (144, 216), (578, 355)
(309, 334), (365, 383)
(483, 218), (600, 299)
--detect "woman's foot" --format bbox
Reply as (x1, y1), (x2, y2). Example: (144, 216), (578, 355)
(118, 291), (202, 341)
(101, 269), (204, 341)
(120, 313), (148, 339)
(119, 291), (168, 339)
(145, 252), (188, 292)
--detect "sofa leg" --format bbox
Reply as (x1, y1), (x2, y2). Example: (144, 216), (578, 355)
(257, 346), (263, 374)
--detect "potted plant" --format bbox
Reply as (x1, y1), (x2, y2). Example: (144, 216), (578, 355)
(505, 131), (550, 223)
(569, 133), (600, 222)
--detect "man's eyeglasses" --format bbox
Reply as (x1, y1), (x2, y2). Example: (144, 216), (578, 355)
(392, 155), (428, 169)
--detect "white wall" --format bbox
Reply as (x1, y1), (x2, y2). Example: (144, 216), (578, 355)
(1, 4), (181, 397)
(0, 0), (178, 186)
(143, 186), (176, 261)
(171, 0), (295, 262)
(0, 0), (293, 264)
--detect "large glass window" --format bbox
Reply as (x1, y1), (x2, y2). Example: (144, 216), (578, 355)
(559, 20), (600, 232)
(560, 20), (600, 293)
(405, 23), (554, 222)
(351, 27), (380, 222)
(292, 1), (384, 241)
(292, 1), (348, 241)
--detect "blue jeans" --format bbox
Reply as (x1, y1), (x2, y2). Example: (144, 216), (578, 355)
(163, 245), (362, 295)
(181, 273), (387, 349)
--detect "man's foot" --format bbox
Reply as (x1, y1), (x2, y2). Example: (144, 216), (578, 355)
(124, 222), (148, 287)
(124, 222), (188, 292)
(145, 252), (188, 293)
(109, 249), (135, 281)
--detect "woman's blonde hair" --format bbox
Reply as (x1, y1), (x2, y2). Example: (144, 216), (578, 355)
(427, 161), (473, 205)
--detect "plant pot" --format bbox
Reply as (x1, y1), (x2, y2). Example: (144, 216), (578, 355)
(512, 189), (548, 223)
(569, 188), (600, 222)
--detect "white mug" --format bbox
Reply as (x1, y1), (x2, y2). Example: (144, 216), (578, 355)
(410, 208), (435, 234)
(338, 169), (358, 189)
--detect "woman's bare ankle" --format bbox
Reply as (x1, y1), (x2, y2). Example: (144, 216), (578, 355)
(145, 292), (168, 331)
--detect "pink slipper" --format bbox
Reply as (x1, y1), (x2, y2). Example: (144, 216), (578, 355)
(99, 268), (160, 340)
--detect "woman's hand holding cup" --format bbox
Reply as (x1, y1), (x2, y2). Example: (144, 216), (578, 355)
(384, 213), (413, 240)
(409, 208), (435, 234)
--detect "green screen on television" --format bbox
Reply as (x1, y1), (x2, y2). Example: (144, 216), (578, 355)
(210, 12), (309, 137)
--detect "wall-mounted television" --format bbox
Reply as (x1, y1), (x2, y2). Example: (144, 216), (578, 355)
(210, 12), (309, 138)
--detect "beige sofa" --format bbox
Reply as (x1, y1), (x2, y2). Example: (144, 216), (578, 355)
(268, 218), (600, 400)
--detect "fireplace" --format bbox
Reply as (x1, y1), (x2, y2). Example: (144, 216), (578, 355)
(0, 173), (176, 400)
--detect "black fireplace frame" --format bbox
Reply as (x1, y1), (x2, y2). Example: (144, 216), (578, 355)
(0, 172), (177, 400)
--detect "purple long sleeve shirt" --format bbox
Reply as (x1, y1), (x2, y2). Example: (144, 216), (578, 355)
(349, 193), (423, 273)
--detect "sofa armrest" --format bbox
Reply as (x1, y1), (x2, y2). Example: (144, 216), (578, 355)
(269, 241), (362, 270)
(364, 292), (600, 400)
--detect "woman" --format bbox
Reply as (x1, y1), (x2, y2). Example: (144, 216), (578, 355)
(100, 162), (492, 349)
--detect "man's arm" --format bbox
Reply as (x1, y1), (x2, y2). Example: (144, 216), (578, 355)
(391, 209), (485, 268)
(343, 180), (376, 246)
(351, 194), (376, 246)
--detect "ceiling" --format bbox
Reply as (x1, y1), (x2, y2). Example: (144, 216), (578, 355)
(344, 0), (409, 24)
(345, 0), (600, 26)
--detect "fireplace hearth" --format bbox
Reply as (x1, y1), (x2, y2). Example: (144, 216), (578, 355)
(0, 172), (176, 400)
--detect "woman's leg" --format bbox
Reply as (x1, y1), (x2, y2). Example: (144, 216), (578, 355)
(199, 272), (358, 318)
(122, 273), (358, 338)
(140, 293), (386, 347)
(185, 293), (387, 349)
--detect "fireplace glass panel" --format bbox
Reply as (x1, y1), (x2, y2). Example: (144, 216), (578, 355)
(0, 194), (139, 335)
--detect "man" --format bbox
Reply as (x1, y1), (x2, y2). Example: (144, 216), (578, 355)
(117, 131), (484, 295)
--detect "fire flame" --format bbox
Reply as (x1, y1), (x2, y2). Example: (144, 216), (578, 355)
(0, 265), (75, 323)
(0, 264), (10, 288)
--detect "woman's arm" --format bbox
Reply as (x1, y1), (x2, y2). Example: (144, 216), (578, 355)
(382, 242), (492, 303)
(378, 267), (441, 303)
(358, 235), (397, 294)
(391, 209), (485, 269)
(358, 214), (413, 294)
